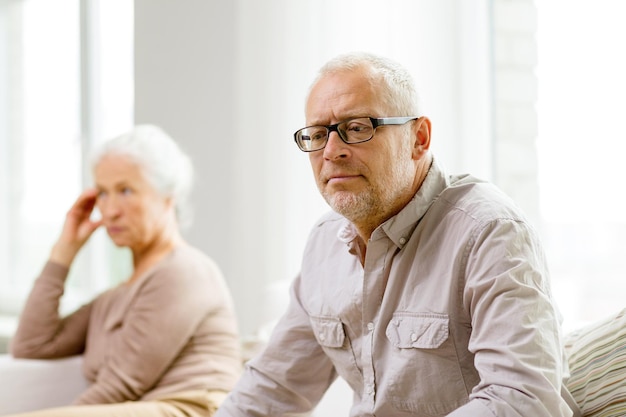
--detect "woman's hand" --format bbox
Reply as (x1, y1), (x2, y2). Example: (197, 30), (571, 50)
(49, 188), (103, 267)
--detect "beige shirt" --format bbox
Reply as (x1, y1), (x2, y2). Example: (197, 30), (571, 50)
(11, 245), (242, 404)
(217, 160), (577, 417)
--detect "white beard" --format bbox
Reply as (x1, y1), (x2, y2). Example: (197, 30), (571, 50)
(322, 147), (416, 224)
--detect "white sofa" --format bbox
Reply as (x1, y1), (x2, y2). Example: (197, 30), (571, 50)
(2, 307), (625, 417)
(0, 355), (89, 415)
(0, 353), (348, 416)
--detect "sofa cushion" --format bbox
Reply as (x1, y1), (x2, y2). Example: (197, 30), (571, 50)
(0, 354), (89, 414)
(564, 308), (626, 417)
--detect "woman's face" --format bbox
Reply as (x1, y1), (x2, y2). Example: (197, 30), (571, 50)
(94, 154), (173, 254)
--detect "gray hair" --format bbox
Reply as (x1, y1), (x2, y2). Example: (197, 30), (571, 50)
(90, 124), (194, 229)
(309, 51), (421, 116)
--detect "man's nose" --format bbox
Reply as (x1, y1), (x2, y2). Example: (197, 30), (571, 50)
(322, 131), (350, 160)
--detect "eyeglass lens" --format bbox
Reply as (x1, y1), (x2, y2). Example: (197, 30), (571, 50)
(296, 118), (375, 151)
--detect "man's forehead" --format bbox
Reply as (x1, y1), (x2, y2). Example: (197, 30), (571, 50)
(305, 72), (381, 123)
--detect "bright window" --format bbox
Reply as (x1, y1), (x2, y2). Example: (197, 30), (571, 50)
(0, 0), (133, 335)
(537, 1), (626, 329)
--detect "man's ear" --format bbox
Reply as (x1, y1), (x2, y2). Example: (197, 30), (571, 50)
(412, 116), (431, 160)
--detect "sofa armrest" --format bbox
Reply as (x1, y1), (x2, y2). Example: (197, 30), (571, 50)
(0, 354), (89, 415)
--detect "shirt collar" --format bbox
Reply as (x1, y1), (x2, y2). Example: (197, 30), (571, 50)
(337, 158), (450, 250)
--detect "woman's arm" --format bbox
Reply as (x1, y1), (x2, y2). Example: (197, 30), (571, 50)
(11, 189), (102, 358)
(10, 262), (91, 358)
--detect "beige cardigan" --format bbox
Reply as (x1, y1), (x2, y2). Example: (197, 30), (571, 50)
(10, 245), (242, 404)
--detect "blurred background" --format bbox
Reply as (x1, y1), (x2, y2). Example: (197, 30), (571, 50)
(1, 0), (625, 352)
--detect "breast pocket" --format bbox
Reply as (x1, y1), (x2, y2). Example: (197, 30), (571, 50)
(386, 312), (449, 349)
(309, 315), (361, 382)
(384, 312), (469, 416)
(310, 316), (346, 348)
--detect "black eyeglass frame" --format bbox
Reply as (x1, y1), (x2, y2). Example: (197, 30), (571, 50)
(293, 116), (419, 152)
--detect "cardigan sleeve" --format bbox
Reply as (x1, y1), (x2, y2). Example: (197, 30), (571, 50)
(10, 261), (90, 358)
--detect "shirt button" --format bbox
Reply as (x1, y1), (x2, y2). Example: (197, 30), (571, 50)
(410, 332), (418, 342)
(367, 322), (374, 331)
(366, 384), (374, 394)
(319, 333), (325, 341)
(399, 237), (407, 245)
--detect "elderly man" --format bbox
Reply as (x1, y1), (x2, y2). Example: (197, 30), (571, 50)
(216, 52), (579, 417)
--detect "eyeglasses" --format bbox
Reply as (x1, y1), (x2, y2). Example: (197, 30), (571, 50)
(293, 116), (419, 152)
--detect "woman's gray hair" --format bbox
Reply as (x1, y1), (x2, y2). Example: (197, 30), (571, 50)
(309, 51), (421, 117)
(90, 124), (194, 229)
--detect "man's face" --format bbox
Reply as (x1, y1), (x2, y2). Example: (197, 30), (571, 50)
(305, 68), (418, 225)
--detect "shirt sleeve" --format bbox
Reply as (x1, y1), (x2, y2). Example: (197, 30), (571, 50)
(450, 218), (574, 417)
(216, 274), (337, 417)
(10, 261), (90, 358)
(73, 260), (219, 404)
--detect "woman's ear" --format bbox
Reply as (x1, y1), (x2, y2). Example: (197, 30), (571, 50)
(412, 116), (431, 160)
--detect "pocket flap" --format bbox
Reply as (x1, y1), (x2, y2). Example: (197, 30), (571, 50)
(310, 316), (346, 348)
(386, 313), (449, 349)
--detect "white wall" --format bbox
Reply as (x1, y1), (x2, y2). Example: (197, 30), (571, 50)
(134, 0), (494, 337)
(133, 0), (244, 322)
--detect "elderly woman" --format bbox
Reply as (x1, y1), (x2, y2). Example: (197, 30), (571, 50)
(8, 125), (242, 417)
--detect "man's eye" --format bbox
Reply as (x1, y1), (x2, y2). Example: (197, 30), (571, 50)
(303, 127), (327, 142)
(346, 122), (368, 132)
(311, 132), (327, 141)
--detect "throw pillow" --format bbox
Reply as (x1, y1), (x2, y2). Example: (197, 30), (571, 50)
(564, 308), (626, 417)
